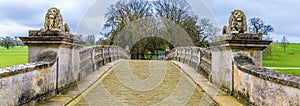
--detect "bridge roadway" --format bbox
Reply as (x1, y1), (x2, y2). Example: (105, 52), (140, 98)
(39, 60), (243, 106)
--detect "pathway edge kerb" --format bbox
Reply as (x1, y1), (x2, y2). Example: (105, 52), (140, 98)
(169, 61), (219, 105)
(64, 59), (125, 106)
(169, 60), (243, 106)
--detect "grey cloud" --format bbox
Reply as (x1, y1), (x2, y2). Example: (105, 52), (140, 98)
(0, 6), (44, 27)
(1, 0), (300, 43)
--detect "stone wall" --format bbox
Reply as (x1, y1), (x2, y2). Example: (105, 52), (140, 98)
(0, 62), (57, 105)
(20, 31), (85, 91)
(0, 7), (131, 105)
(233, 54), (300, 105)
(0, 45), (130, 105)
(166, 46), (300, 105)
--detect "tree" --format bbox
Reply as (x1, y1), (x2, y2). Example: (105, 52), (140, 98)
(197, 18), (219, 47)
(153, 0), (219, 47)
(101, 0), (219, 48)
(248, 17), (274, 39)
(153, 0), (205, 46)
(96, 37), (109, 45)
(11, 36), (25, 46)
(0, 36), (15, 49)
(100, 0), (152, 45)
(281, 36), (289, 52)
(84, 34), (96, 46)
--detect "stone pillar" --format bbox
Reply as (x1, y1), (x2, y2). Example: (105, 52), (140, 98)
(20, 30), (84, 89)
(19, 7), (84, 90)
(209, 10), (272, 92)
(209, 33), (271, 92)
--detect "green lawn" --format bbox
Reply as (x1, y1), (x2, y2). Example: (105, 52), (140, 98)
(263, 43), (300, 76)
(0, 46), (28, 68)
(144, 50), (165, 60)
(275, 69), (300, 76)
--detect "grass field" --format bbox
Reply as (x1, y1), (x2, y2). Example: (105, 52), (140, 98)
(263, 43), (300, 76)
(144, 50), (165, 60)
(275, 69), (300, 76)
(0, 46), (28, 68)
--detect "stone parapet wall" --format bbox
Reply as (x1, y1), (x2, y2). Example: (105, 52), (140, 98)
(0, 61), (57, 105)
(233, 55), (300, 105)
(166, 47), (212, 78)
(166, 46), (300, 105)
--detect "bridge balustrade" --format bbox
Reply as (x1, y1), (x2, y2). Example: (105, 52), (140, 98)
(78, 45), (130, 81)
(166, 47), (212, 78)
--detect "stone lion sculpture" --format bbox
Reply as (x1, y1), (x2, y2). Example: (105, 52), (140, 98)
(223, 10), (247, 34)
(43, 7), (70, 33)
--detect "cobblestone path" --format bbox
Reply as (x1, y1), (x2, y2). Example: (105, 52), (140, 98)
(67, 60), (216, 106)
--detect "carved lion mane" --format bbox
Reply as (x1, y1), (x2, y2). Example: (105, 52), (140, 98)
(223, 10), (247, 34)
(43, 7), (70, 33)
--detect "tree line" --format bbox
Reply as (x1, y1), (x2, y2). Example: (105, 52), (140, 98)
(94, 0), (296, 59)
(97, 0), (220, 59)
(0, 36), (24, 49)
(99, 0), (219, 48)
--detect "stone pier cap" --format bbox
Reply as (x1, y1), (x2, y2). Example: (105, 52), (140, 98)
(210, 33), (272, 50)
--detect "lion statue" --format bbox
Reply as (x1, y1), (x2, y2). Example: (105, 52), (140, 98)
(223, 10), (247, 34)
(43, 7), (69, 33)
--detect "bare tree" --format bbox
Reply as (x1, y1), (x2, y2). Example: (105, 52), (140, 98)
(281, 36), (289, 52)
(100, 0), (152, 44)
(101, 0), (219, 48)
(153, 0), (192, 24)
(154, 0), (199, 46)
(84, 34), (96, 46)
(248, 17), (274, 39)
(197, 18), (219, 47)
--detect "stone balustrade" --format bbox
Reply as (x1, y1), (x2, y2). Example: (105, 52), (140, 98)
(0, 61), (58, 105)
(78, 45), (130, 80)
(166, 47), (212, 78)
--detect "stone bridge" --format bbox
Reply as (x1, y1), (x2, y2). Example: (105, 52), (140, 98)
(1, 8), (300, 106)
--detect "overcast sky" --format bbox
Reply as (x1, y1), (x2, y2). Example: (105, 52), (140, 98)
(0, 0), (300, 43)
